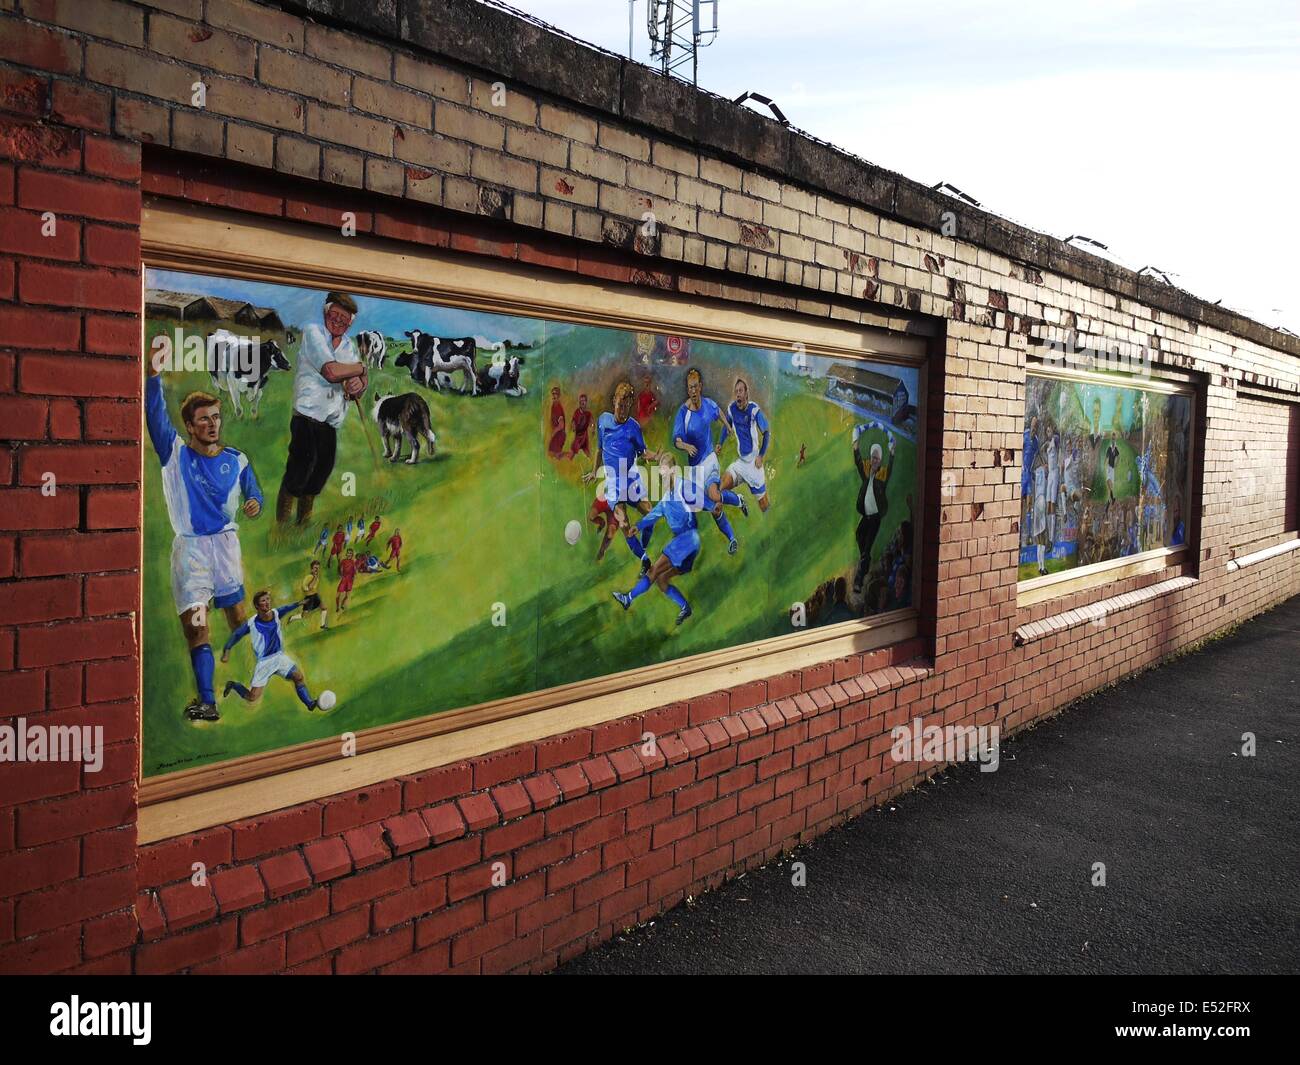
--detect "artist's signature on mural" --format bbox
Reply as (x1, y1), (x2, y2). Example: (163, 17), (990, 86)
(155, 752), (230, 771)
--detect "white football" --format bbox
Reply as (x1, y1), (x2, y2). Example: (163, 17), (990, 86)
(317, 689), (337, 711)
(564, 519), (582, 545)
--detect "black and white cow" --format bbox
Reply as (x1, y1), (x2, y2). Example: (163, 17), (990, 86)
(370, 390), (437, 464)
(356, 330), (387, 369)
(397, 330), (479, 395)
(475, 354), (527, 397)
(206, 329), (290, 419)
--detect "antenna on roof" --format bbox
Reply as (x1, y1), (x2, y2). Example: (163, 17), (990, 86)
(647, 0), (718, 85)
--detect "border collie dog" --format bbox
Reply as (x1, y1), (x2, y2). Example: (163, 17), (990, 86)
(370, 390), (437, 464)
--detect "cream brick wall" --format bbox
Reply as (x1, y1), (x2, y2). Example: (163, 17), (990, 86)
(3, 0), (1296, 711)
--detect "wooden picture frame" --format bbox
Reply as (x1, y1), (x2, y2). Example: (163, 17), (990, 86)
(1016, 361), (1197, 607)
(137, 201), (931, 840)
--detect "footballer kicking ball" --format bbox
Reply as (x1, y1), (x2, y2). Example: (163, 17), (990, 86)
(317, 690), (337, 711)
(564, 519), (582, 545)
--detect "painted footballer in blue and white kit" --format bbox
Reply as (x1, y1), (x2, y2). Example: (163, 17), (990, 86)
(612, 457), (701, 627)
(585, 381), (662, 574)
(722, 376), (771, 511)
(673, 367), (748, 553)
(596, 404), (650, 506)
(147, 375), (262, 612)
(221, 590), (321, 710)
(145, 366), (264, 723)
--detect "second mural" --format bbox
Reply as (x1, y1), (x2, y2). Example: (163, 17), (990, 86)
(1019, 372), (1191, 581)
(142, 269), (920, 778)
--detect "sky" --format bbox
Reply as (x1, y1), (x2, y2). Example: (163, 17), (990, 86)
(488, 0), (1300, 332)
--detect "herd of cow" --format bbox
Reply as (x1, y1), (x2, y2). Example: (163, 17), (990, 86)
(200, 326), (528, 466)
(365, 329), (528, 399)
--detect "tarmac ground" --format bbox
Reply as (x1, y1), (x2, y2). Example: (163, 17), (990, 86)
(558, 595), (1300, 974)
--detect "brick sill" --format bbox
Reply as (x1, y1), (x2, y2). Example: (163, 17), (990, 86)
(134, 656), (936, 944)
(1014, 576), (1199, 646)
(138, 635), (932, 845)
(1226, 537), (1300, 572)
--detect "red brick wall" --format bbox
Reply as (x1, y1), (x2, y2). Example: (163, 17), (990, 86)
(0, 101), (142, 973)
(3, 3), (1300, 974)
(132, 649), (933, 974)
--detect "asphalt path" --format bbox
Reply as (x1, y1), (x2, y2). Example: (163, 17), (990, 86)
(559, 595), (1300, 974)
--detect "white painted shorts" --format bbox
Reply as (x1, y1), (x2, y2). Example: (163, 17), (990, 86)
(252, 651), (297, 689)
(171, 529), (245, 615)
(727, 456), (767, 496)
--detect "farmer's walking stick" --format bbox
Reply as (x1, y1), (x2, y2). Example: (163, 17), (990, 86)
(353, 396), (382, 468)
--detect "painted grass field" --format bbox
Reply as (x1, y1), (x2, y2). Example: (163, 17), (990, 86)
(142, 315), (916, 779)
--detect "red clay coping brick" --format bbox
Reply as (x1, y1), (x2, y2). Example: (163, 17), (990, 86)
(421, 803), (467, 845)
(341, 823), (387, 869)
(302, 837), (352, 882)
(489, 781), (531, 821)
(209, 865), (266, 914)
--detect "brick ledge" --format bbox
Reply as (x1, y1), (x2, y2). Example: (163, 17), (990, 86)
(1226, 538), (1300, 572)
(133, 658), (934, 943)
(1015, 577), (1199, 646)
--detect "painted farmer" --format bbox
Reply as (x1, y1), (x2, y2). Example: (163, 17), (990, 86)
(145, 358), (262, 723)
(277, 290), (368, 525)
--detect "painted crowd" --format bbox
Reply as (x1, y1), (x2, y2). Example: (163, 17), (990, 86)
(1019, 375), (1191, 581)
